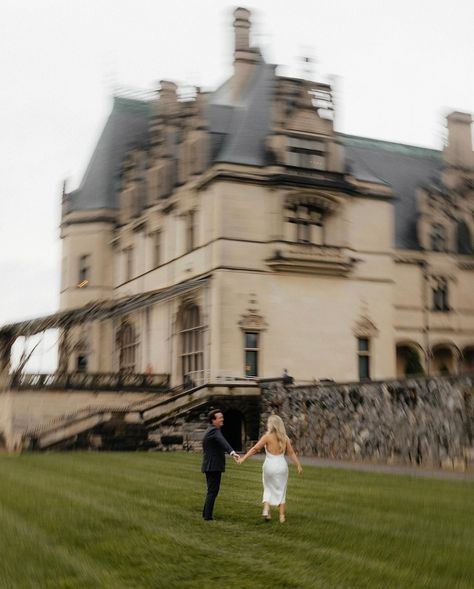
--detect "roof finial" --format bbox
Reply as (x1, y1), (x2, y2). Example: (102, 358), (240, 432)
(300, 47), (316, 80)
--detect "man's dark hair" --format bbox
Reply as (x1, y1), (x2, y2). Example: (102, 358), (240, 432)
(208, 409), (223, 423)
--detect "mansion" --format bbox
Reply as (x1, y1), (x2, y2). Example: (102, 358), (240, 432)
(58, 7), (474, 387)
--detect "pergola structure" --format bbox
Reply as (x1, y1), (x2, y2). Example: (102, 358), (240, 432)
(0, 277), (208, 388)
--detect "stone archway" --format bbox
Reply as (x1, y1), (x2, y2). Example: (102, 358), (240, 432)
(431, 343), (460, 375)
(396, 342), (425, 377)
(221, 409), (245, 452)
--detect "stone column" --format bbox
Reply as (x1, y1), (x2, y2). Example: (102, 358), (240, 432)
(0, 332), (14, 390)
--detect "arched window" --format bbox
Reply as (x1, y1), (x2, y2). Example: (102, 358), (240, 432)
(118, 321), (137, 372)
(456, 220), (472, 255)
(430, 223), (447, 252)
(180, 304), (204, 387)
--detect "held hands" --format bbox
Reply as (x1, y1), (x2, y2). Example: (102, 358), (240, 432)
(232, 453), (241, 464)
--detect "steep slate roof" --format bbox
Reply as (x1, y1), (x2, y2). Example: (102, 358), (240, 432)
(68, 70), (444, 251)
(207, 60), (275, 166)
(341, 136), (442, 250)
(67, 97), (150, 212)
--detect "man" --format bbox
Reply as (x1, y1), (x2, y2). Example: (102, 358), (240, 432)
(201, 409), (240, 521)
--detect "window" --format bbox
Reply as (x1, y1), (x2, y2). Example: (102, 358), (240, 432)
(357, 337), (371, 380)
(190, 141), (199, 175)
(123, 247), (134, 282)
(118, 321), (137, 372)
(457, 220), (472, 255)
(296, 215), (311, 243)
(151, 231), (161, 268)
(432, 277), (449, 312)
(186, 211), (196, 252)
(76, 354), (88, 372)
(431, 223), (447, 252)
(244, 332), (259, 377)
(180, 304), (204, 386)
(308, 88), (334, 119)
(78, 255), (90, 287)
(288, 205), (324, 244)
(286, 137), (326, 170)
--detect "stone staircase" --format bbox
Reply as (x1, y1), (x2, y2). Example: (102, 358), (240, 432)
(20, 382), (260, 451)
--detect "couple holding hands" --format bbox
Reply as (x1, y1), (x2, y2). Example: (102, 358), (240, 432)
(202, 409), (303, 523)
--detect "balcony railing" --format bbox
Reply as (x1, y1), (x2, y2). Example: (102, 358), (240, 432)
(10, 372), (170, 392)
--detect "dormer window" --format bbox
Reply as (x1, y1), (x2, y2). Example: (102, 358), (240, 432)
(286, 137), (326, 170)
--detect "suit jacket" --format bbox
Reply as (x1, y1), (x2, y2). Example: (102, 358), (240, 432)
(201, 425), (234, 472)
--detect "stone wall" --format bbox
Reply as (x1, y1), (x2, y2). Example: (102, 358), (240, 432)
(260, 376), (474, 470)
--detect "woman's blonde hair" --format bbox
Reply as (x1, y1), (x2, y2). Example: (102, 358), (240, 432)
(266, 414), (287, 453)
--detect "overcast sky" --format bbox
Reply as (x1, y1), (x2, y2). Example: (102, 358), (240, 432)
(0, 0), (472, 370)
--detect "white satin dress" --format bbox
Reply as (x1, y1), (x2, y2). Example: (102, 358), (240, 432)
(262, 448), (288, 505)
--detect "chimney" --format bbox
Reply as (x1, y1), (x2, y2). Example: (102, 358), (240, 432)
(444, 111), (474, 169)
(234, 8), (252, 57)
(231, 8), (260, 100)
(158, 80), (178, 117)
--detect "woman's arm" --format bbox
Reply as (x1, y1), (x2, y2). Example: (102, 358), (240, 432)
(286, 437), (303, 474)
(239, 434), (268, 464)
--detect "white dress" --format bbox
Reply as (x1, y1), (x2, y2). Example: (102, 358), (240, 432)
(262, 448), (288, 505)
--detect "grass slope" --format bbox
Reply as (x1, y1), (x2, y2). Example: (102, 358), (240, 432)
(0, 452), (473, 589)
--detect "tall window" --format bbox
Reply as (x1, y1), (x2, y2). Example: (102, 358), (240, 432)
(457, 220), (472, 255)
(118, 321), (137, 372)
(296, 213), (311, 243)
(186, 211), (196, 252)
(123, 247), (134, 282)
(357, 337), (371, 380)
(78, 255), (90, 287)
(432, 277), (449, 312)
(180, 304), (204, 386)
(431, 223), (447, 252)
(151, 230), (161, 268)
(244, 332), (259, 377)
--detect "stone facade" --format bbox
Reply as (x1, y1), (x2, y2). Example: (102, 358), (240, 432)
(50, 7), (474, 387)
(1, 8), (473, 457)
(260, 376), (474, 470)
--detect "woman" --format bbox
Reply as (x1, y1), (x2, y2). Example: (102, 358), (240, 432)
(239, 414), (303, 523)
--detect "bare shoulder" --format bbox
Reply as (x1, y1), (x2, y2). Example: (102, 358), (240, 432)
(254, 432), (270, 450)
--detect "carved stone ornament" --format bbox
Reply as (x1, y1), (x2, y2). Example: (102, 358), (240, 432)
(239, 293), (267, 331)
(353, 316), (378, 338)
(238, 313), (267, 332)
(285, 191), (340, 213)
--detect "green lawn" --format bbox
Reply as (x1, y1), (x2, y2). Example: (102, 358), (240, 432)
(0, 453), (473, 589)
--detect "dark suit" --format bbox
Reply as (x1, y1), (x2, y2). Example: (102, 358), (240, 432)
(201, 425), (235, 520)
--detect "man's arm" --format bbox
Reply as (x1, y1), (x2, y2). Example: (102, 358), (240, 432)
(208, 427), (236, 456)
